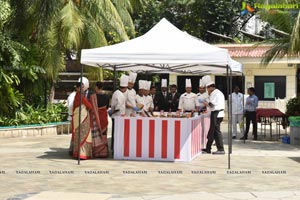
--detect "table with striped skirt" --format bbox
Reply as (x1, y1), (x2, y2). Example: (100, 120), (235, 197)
(113, 113), (210, 162)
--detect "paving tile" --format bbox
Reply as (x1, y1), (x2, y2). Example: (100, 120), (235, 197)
(25, 191), (112, 200)
(1, 123), (300, 200)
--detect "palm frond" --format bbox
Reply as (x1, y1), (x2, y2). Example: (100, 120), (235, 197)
(112, 0), (135, 37)
(59, 0), (84, 49)
(258, 10), (293, 34)
(82, 19), (108, 48)
(40, 20), (65, 81)
(0, 1), (12, 30)
(129, 0), (146, 12)
(27, 0), (63, 40)
(261, 38), (290, 65)
(291, 11), (300, 54)
(82, 0), (129, 41)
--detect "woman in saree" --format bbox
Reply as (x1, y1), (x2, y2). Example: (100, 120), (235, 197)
(71, 83), (93, 160)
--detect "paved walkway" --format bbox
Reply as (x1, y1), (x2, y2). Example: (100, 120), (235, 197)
(1, 123), (300, 200)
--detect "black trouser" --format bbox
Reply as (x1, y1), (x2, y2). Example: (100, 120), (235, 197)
(206, 111), (224, 151)
(111, 118), (115, 151)
(245, 111), (257, 137)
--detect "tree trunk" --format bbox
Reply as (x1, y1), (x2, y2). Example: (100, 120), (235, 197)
(49, 82), (56, 103)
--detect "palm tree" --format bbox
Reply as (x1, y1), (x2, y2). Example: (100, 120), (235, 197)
(253, 0), (300, 65)
(12, 0), (144, 102)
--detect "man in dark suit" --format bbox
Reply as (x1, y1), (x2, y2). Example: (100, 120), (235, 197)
(168, 84), (181, 112)
(150, 86), (159, 111)
(156, 79), (169, 111)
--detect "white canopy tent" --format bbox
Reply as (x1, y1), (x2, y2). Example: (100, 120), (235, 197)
(81, 18), (242, 74)
(79, 18), (243, 168)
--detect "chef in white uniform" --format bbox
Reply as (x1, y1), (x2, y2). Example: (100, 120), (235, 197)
(231, 86), (244, 139)
(178, 79), (199, 112)
(125, 72), (138, 116)
(110, 74), (129, 152)
(197, 78), (209, 112)
(136, 80), (147, 108)
(144, 81), (154, 112)
(202, 76), (225, 155)
(111, 75), (129, 117)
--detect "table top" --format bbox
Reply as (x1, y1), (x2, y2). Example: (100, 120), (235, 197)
(256, 108), (285, 118)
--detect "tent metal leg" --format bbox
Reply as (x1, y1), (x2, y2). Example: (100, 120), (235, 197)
(227, 65), (230, 169)
(77, 64), (83, 165)
(229, 69), (233, 154)
(113, 66), (117, 92)
(242, 73), (246, 144)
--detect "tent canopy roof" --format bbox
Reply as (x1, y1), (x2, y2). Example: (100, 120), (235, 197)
(81, 18), (242, 74)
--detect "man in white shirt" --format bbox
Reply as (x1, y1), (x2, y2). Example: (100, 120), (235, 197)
(125, 72), (138, 116)
(202, 77), (225, 155)
(110, 75), (128, 152)
(197, 78), (209, 112)
(66, 83), (79, 121)
(178, 79), (199, 112)
(231, 86), (244, 139)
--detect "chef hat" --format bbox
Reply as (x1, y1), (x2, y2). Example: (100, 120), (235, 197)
(161, 79), (167, 88)
(199, 79), (205, 88)
(139, 80), (146, 89)
(145, 81), (152, 90)
(128, 72), (137, 83)
(120, 75), (129, 87)
(185, 79), (192, 88)
(78, 77), (89, 91)
(201, 75), (212, 87)
(206, 80), (215, 87)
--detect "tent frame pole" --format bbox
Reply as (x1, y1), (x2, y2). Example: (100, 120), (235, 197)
(113, 65), (117, 91)
(77, 64), (83, 165)
(229, 69), (233, 154)
(242, 73), (246, 144)
(227, 66), (230, 169)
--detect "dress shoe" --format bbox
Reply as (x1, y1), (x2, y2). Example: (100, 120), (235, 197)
(212, 150), (225, 155)
(240, 136), (248, 140)
(232, 136), (236, 139)
(201, 149), (211, 154)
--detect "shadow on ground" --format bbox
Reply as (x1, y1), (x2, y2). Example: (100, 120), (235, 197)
(37, 148), (70, 159)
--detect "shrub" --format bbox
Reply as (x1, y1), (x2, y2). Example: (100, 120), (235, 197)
(285, 97), (300, 117)
(0, 102), (68, 126)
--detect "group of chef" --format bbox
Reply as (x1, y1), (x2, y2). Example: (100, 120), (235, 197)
(110, 72), (226, 155)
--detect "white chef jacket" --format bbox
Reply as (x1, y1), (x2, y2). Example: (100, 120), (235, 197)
(208, 89), (225, 118)
(125, 88), (137, 116)
(231, 92), (244, 115)
(197, 92), (209, 102)
(178, 92), (199, 111)
(111, 90), (126, 117)
(136, 94), (146, 107)
(67, 91), (76, 121)
(144, 95), (154, 112)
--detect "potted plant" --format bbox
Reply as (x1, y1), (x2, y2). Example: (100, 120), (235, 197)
(286, 97), (300, 145)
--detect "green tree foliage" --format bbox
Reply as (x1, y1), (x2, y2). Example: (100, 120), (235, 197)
(0, 1), (25, 116)
(134, 0), (238, 42)
(7, 0), (144, 103)
(256, 0), (300, 65)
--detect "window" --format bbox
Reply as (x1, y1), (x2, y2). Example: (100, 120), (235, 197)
(215, 76), (244, 100)
(254, 76), (286, 100)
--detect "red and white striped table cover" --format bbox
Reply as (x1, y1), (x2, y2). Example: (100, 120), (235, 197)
(113, 114), (210, 162)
